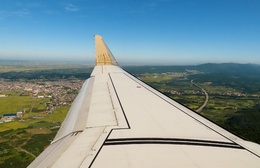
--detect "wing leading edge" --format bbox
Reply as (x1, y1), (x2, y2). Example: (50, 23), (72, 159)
(29, 35), (260, 168)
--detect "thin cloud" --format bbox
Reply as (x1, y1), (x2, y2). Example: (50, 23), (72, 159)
(130, 9), (145, 14)
(65, 4), (79, 12)
(45, 10), (59, 15)
(148, 2), (157, 8)
(0, 9), (30, 19)
(146, 0), (171, 9)
(11, 10), (30, 17)
(15, 2), (42, 8)
(130, 0), (169, 13)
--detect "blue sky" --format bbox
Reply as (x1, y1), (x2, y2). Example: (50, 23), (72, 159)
(0, 0), (259, 65)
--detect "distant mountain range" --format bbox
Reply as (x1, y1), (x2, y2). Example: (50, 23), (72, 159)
(195, 63), (260, 74)
(123, 63), (260, 75)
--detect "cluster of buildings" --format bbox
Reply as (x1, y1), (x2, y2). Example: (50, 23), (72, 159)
(0, 79), (84, 123)
(0, 110), (24, 123)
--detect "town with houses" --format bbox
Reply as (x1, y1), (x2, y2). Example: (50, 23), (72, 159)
(1, 73), (259, 124)
(0, 79), (84, 123)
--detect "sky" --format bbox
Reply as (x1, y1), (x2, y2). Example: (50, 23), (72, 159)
(0, 0), (260, 65)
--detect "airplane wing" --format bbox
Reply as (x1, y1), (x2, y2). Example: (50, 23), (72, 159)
(29, 35), (260, 168)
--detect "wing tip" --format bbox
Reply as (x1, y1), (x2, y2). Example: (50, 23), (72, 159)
(94, 35), (119, 66)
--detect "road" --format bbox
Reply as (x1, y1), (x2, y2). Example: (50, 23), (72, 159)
(191, 80), (209, 112)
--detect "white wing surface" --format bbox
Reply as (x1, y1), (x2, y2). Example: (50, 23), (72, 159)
(29, 35), (260, 168)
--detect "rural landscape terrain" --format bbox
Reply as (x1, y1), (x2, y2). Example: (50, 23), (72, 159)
(0, 61), (260, 167)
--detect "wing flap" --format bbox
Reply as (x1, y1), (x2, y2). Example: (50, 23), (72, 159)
(107, 72), (232, 141)
(86, 70), (117, 127)
(53, 78), (94, 142)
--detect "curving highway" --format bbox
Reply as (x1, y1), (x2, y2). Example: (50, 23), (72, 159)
(191, 80), (209, 112)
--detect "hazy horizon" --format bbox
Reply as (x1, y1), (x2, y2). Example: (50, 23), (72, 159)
(1, 1), (260, 65)
(1, 58), (259, 67)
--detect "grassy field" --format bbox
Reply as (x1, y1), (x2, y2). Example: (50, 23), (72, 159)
(0, 90), (70, 167)
(0, 92), (50, 115)
(0, 106), (69, 167)
(0, 94), (31, 115)
(139, 72), (187, 83)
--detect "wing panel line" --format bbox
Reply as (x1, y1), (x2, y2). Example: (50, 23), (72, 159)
(104, 138), (243, 149)
(108, 73), (131, 129)
(88, 72), (131, 167)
